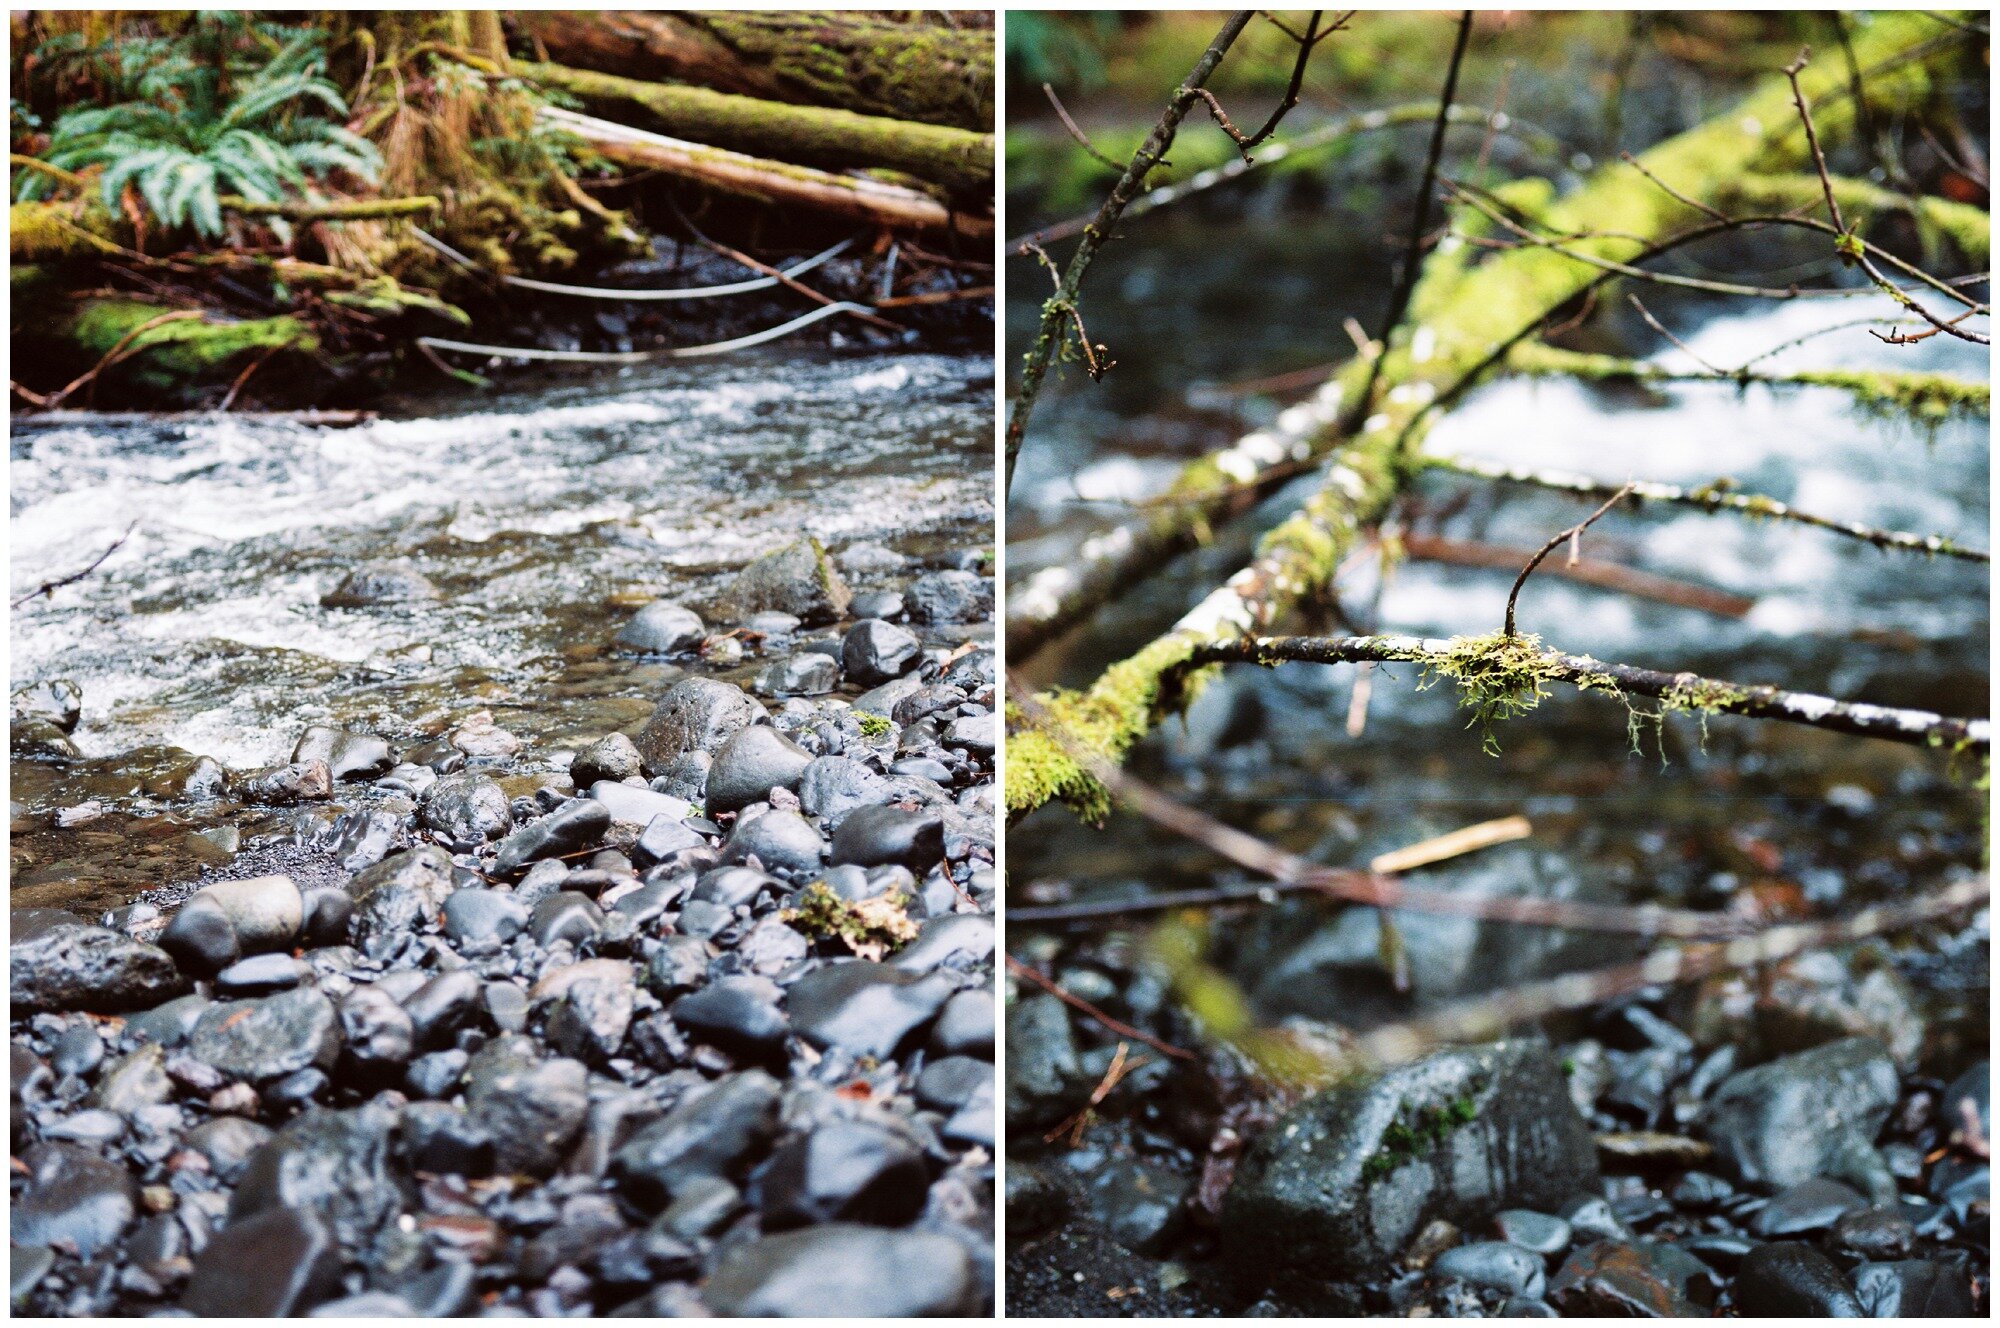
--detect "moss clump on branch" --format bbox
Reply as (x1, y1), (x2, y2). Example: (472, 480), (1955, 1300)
(1726, 172), (1990, 266)
(1414, 631), (1619, 756)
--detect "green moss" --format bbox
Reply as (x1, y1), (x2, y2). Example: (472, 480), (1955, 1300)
(68, 300), (317, 392)
(783, 882), (917, 956)
(1412, 631), (1617, 756)
(1361, 1089), (1485, 1182)
(855, 711), (893, 739)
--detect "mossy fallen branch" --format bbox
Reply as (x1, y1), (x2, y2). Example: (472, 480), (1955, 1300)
(1723, 171), (1989, 266)
(1510, 343), (1990, 421)
(65, 299), (318, 395)
(215, 194), (442, 222)
(1180, 632), (1989, 754)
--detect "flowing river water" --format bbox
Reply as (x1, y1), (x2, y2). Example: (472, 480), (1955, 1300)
(11, 349), (996, 913)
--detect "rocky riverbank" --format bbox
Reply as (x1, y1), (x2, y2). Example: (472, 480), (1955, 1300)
(1003, 917), (1989, 1316)
(11, 535), (997, 1316)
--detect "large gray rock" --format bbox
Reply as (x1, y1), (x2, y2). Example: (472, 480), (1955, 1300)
(187, 874), (302, 953)
(705, 725), (814, 816)
(229, 1103), (402, 1250)
(464, 1036), (590, 1177)
(1222, 1039), (1598, 1300)
(421, 772), (513, 848)
(10, 912), (187, 1014)
(612, 1070), (781, 1209)
(720, 537), (852, 625)
(1699, 1036), (1901, 1199)
(703, 1224), (979, 1316)
(181, 1205), (342, 1317)
(634, 678), (765, 776)
(346, 845), (457, 942)
(615, 601), (706, 655)
(188, 986), (342, 1083)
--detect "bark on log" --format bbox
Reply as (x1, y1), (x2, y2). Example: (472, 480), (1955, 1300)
(541, 107), (988, 241)
(518, 60), (991, 194)
(513, 11), (992, 131)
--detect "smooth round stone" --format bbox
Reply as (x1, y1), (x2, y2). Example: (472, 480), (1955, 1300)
(841, 619), (921, 685)
(1830, 1205), (1917, 1261)
(706, 726), (815, 817)
(645, 937), (715, 1000)
(405, 1049), (469, 1099)
(797, 757), (892, 832)
(671, 975), (790, 1059)
(298, 888), (353, 948)
(50, 1023), (104, 1077)
(942, 712), (994, 754)
(292, 726), (394, 781)
(10, 1142), (138, 1259)
(745, 611), (802, 637)
(720, 809), (826, 878)
(1669, 1171), (1735, 1207)
(531, 893), (604, 948)
(691, 866), (777, 910)
(611, 1071), (782, 1209)
(1495, 1209), (1572, 1256)
(214, 953), (307, 996)
(1750, 1177), (1869, 1237)
(759, 653), (840, 698)
(1735, 1242), (1863, 1317)
(181, 1204), (343, 1316)
(930, 989), (995, 1060)
(442, 888), (529, 945)
(493, 799), (612, 875)
(188, 986), (341, 1083)
(902, 570), (989, 625)
(338, 987), (414, 1074)
(916, 1056), (991, 1111)
(677, 900), (733, 941)
(191, 875), (303, 953)
(184, 1116), (273, 1184)
(891, 914), (994, 974)
(787, 961), (954, 1060)
(702, 1224), (976, 1316)
(484, 981), (529, 1034)
(402, 971), (484, 1051)
(41, 1108), (126, 1145)
(758, 1121), (928, 1228)
(616, 601), (706, 655)
(571, 733), (644, 785)
(849, 591), (903, 621)
(157, 897), (243, 977)
(829, 804), (943, 872)
(1435, 1241), (1547, 1298)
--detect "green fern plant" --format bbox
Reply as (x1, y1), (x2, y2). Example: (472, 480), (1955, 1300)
(16, 22), (381, 242)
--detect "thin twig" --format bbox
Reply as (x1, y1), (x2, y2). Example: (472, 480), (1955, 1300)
(1007, 954), (1194, 1060)
(1005, 13), (1254, 495)
(1044, 1042), (1150, 1146)
(1505, 483), (1634, 636)
(693, 236), (905, 335)
(1043, 83), (1124, 170)
(1627, 293), (1724, 374)
(13, 522), (138, 609)
(1620, 151), (1731, 222)
(1404, 532), (1758, 619)
(1348, 10), (1474, 429)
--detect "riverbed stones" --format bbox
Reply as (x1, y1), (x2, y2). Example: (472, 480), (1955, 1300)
(572, 732), (643, 785)
(788, 961), (955, 1060)
(188, 874), (303, 953)
(188, 986), (341, 1082)
(11, 913), (187, 1013)
(229, 1102), (401, 1249)
(321, 563), (439, 608)
(1221, 1039), (1598, 1297)
(464, 1037), (590, 1177)
(613, 1070), (781, 1209)
(720, 808), (825, 876)
(1734, 1241), (1863, 1316)
(492, 798), (611, 874)
(722, 537), (852, 625)
(634, 677), (765, 774)
(830, 804), (944, 871)
(615, 600), (706, 655)
(903, 569), (989, 624)
(704, 1224), (977, 1316)
(586, 779), (693, 830)
(291, 725), (393, 780)
(422, 772), (513, 847)
(759, 651), (840, 697)
(442, 887), (529, 944)
(758, 1120), (929, 1228)
(1546, 1239), (1710, 1316)
(1699, 1035), (1900, 1197)
(11, 1142), (138, 1258)
(671, 975), (789, 1060)
(157, 895), (242, 976)
(706, 724), (814, 815)
(346, 845), (456, 941)
(842, 619), (921, 684)
(13, 677), (82, 733)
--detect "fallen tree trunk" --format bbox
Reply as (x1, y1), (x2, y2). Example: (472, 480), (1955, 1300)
(519, 60), (991, 194)
(541, 106), (989, 241)
(513, 11), (992, 131)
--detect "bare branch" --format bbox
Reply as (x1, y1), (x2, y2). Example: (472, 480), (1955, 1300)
(13, 522), (138, 609)
(1043, 82), (1124, 170)
(1007, 954), (1195, 1061)
(1505, 483), (1634, 637)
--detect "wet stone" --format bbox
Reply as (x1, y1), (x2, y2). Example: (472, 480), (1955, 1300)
(830, 803), (944, 871)
(645, 936), (715, 1000)
(706, 724), (815, 816)
(493, 798), (611, 875)
(1494, 1209), (1572, 1256)
(613, 1070), (782, 1210)
(338, 986), (414, 1077)
(1547, 1239), (1710, 1316)
(11, 915), (188, 1014)
(464, 1038), (590, 1177)
(188, 986), (341, 1083)
(759, 651), (840, 697)
(1083, 1156), (1188, 1255)
(292, 725), (394, 781)
(1751, 1176), (1870, 1236)
(1700, 1036), (1900, 1198)
(531, 892), (604, 947)
(721, 537), (852, 625)
(903, 570), (990, 624)
(1850, 1259), (1978, 1316)
(546, 975), (635, 1064)
(1434, 1241), (1547, 1299)
(615, 601), (706, 655)
(442, 887), (530, 944)
(1222, 1039), (1599, 1298)
(720, 808), (825, 877)
(347, 846), (457, 944)
(403, 969), (484, 1051)
(636, 677), (765, 775)
(239, 759), (333, 805)
(229, 1102), (400, 1249)
(1832, 1205), (1918, 1262)
(703, 1223), (977, 1317)
(587, 779), (693, 830)
(322, 563), (439, 608)
(190, 874), (303, 953)
(842, 619), (921, 685)
(758, 1120), (929, 1228)
(213, 952), (307, 996)
(788, 961), (955, 1061)
(323, 808), (403, 871)
(798, 756), (892, 832)
(422, 772), (514, 848)
(181, 1203), (343, 1317)
(671, 975), (789, 1060)
(10, 1142), (138, 1259)
(158, 897), (241, 977)
(1734, 1241), (1864, 1317)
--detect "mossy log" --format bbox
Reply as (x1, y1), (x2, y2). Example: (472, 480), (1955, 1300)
(542, 106), (989, 241)
(1006, 12), (1954, 822)
(63, 299), (317, 395)
(215, 195), (443, 222)
(513, 11), (992, 131)
(1723, 172), (1989, 266)
(10, 199), (125, 261)
(518, 60), (990, 195)
(1510, 344), (1991, 419)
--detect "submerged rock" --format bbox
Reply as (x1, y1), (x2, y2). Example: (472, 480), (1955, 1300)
(1222, 1039), (1598, 1300)
(321, 563), (440, 608)
(615, 600), (706, 655)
